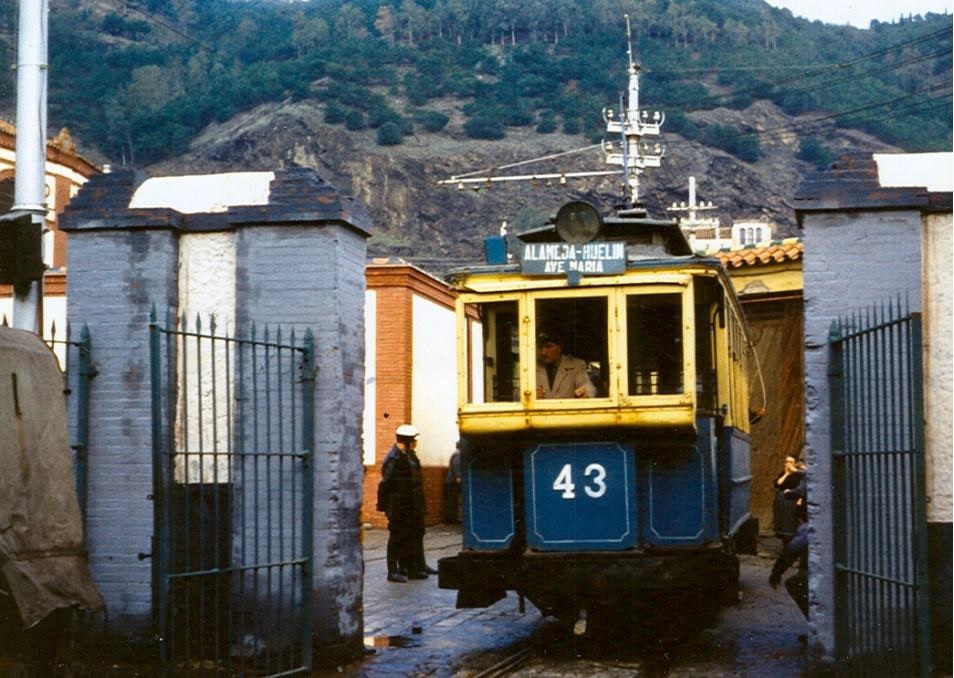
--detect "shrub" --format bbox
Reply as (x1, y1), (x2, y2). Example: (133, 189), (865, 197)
(798, 137), (836, 169)
(368, 103), (400, 128)
(376, 121), (404, 145)
(345, 110), (366, 130)
(536, 114), (557, 134)
(413, 109), (449, 132)
(324, 101), (347, 124)
(464, 115), (505, 140)
(562, 117), (581, 135)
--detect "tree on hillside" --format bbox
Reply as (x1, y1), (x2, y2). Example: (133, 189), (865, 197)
(400, 0), (428, 45)
(549, 0), (580, 43)
(374, 4), (396, 43)
(336, 3), (368, 39)
(444, 0), (472, 44)
(293, 14), (329, 56)
(127, 65), (181, 111)
(722, 18), (750, 46)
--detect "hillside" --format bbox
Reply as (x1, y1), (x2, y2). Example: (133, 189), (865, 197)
(0, 0), (949, 268)
(145, 94), (898, 269)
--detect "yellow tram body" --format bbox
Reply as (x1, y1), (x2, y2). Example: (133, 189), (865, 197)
(451, 262), (752, 436)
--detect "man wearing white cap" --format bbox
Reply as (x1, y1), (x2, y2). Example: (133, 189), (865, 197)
(376, 424), (436, 582)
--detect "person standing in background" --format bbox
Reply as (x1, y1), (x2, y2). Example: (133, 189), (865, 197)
(772, 455), (804, 546)
(376, 424), (436, 582)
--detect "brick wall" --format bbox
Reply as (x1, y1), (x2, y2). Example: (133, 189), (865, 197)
(66, 228), (179, 636)
(801, 209), (922, 663)
(235, 222), (368, 650)
(362, 265), (457, 528)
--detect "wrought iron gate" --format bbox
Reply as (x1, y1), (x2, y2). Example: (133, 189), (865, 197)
(150, 309), (315, 677)
(829, 301), (930, 677)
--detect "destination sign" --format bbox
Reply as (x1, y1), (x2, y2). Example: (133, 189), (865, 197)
(521, 242), (626, 275)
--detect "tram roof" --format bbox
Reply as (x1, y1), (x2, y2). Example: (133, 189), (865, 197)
(517, 213), (693, 257)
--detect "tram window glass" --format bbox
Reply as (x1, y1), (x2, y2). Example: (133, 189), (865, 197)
(534, 297), (608, 398)
(626, 294), (683, 395)
(467, 301), (520, 403)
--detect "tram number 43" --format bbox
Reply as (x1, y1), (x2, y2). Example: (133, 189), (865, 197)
(552, 463), (607, 499)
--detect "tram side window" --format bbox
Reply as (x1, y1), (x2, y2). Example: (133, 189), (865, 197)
(627, 294), (683, 395)
(535, 297), (608, 398)
(467, 301), (520, 403)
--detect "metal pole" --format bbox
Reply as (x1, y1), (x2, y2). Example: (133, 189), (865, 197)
(11, 0), (49, 332)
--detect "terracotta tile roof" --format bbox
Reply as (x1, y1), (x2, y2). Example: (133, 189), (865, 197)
(703, 238), (804, 269)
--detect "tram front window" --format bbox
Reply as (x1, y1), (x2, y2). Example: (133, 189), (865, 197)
(466, 301), (520, 403)
(535, 297), (607, 399)
(627, 294), (683, 395)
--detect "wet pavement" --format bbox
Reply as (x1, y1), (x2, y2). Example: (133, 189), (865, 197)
(335, 523), (543, 676)
(322, 525), (812, 677)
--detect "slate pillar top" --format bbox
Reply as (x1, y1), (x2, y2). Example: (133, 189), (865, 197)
(59, 167), (371, 237)
(794, 152), (953, 219)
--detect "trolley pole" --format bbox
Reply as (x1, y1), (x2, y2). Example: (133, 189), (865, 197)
(7, 0), (49, 333)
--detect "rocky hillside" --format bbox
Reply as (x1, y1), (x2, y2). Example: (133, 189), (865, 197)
(146, 95), (898, 272)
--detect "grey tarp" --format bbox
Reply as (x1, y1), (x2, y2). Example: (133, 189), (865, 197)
(0, 326), (103, 628)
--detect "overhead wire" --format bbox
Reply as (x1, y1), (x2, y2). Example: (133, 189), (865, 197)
(107, 0), (201, 44)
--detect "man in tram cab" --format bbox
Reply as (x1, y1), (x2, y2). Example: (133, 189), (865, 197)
(536, 330), (597, 399)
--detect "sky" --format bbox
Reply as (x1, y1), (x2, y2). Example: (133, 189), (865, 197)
(764, 0), (953, 27)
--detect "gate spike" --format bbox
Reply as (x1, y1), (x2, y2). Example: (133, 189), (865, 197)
(180, 311), (187, 332)
(290, 327), (296, 345)
(251, 322), (257, 341)
(276, 326), (282, 345)
(829, 319), (841, 342)
(50, 319), (57, 342)
(209, 314), (217, 335)
(195, 313), (202, 334)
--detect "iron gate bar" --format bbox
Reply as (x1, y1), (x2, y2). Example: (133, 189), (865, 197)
(150, 308), (315, 677)
(829, 300), (930, 677)
(46, 321), (96, 531)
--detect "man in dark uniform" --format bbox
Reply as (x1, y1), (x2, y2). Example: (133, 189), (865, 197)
(376, 424), (436, 582)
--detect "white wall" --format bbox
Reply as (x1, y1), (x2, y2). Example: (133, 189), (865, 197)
(176, 231), (236, 482)
(363, 290), (377, 466)
(924, 212), (953, 523)
(411, 294), (458, 466)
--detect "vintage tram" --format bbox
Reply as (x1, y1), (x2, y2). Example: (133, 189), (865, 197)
(437, 201), (759, 632)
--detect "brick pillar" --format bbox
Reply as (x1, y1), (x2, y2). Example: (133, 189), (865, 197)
(231, 169), (370, 657)
(59, 170), (181, 638)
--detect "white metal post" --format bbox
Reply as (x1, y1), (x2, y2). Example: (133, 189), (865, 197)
(10, 0), (49, 332)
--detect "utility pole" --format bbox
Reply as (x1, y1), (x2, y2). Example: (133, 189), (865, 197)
(4, 0), (49, 333)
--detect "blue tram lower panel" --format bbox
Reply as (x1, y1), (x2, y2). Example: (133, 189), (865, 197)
(461, 423), (725, 552)
(643, 418), (720, 546)
(524, 443), (636, 551)
(462, 451), (515, 550)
